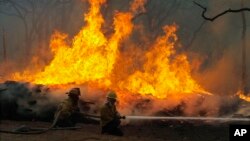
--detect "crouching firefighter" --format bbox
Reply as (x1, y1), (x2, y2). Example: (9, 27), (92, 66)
(100, 91), (125, 136)
(54, 88), (82, 127)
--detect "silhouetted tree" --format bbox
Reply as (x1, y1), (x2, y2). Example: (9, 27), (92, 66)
(195, 0), (250, 95)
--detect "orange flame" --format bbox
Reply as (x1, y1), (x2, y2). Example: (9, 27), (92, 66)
(10, 0), (210, 99)
(237, 91), (250, 102)
(118, 25), (209, 98)
(13, 0), (133, 87)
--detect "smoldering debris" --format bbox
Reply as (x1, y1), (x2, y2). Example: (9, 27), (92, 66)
(0, 80), (248, 122)
(0, 81), (59, 121)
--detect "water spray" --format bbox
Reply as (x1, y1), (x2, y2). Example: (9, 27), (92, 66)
(126, 116), (250, 122)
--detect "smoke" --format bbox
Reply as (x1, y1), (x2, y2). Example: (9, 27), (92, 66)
(188, 0), (250, 96)
(0, 81), (109, 120)
(193, 48), (240, 95)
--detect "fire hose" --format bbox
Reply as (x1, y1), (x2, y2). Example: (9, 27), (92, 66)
(0, 111), (101, 135)
(125, 116), (250, 122)
(0, 111), (101, 140)
(2, 111), (249, 135)
(0, 88), (7, 92)
(0, 111), (63, 134)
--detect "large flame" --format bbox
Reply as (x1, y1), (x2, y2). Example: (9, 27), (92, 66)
(118, 25), (209, 98)
(10, 0), (209, 99)
(13, 0), (133, 87)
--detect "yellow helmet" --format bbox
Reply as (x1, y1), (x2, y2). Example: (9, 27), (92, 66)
(107, 91), (117, 99)
(67, 88), (81, 96)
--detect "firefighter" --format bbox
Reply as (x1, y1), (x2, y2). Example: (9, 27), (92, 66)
(100, 91), (125, 136)
(54, 88), (82, 127)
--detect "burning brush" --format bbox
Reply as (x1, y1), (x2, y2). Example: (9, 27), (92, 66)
(0, 0), (250, 136)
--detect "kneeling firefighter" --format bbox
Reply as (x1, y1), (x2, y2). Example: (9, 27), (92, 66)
(100, 91), (125, 136)
(0, 87), (99, 134)
(54, 88), (83, 127)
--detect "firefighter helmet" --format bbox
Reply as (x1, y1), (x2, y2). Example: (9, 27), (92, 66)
(66, 88), (81, 96)
(107, 91), (117, 99)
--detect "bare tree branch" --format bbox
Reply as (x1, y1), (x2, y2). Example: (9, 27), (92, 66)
(9, 0), (30, 14)
(240, 0), (248, 94)
(186, 20), (206, 50)
(193, 1), (250, 21)
(132, 12), (146, 22)
(2, 27), (7, 62)
(0, 10), (19, 17)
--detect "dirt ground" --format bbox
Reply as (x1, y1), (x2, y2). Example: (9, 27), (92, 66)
(0, 120), (229, 141)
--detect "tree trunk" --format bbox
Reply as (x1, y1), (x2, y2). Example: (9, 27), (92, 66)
(185, 20), (206, 50)
(2, 27), (7, 62)
(241, 0), (248, 95)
